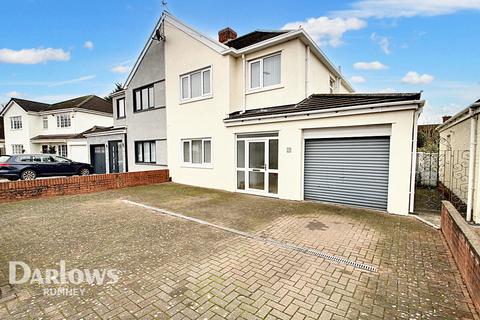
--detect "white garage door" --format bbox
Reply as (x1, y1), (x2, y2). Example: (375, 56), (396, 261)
(69, 145), (89, 163)
(304, 137), (390, 210)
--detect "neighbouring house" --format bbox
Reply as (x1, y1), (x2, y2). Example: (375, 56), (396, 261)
(115, 12), (424, 215)
(437, 98), (480, 223)
(0, 95), (113, 163)
(0, 116), (5, 155)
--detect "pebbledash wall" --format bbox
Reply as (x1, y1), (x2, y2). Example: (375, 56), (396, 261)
(0, 170), (169, 202)
(441, 201), (480, 312)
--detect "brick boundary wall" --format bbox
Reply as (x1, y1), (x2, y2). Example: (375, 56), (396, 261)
(441, 201), (480, 313)
(0, 170), (169, 203)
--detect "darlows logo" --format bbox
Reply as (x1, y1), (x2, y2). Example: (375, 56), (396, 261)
(9, 260), (119, 286)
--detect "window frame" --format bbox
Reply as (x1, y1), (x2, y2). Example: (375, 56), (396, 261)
(42, 116), (48, 129)
(11, 144), (24, 154)
(10, 116), (22, 130)
(133, 84), (155, 112)
(135, 140), (157, 164)
(116, 98), (126, 119)
(180, 66), (212, 103)
(57, 144), (68, 158)
(248, 52), (282, 91)
(181, 138), (212, 168)
(56, 114), (71, 128)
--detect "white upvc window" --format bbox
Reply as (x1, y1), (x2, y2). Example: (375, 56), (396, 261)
(249, 53), (281, 90)
(58, 145), (68, 157)
(180, 67), (212, 102)
(57, 114), (71, 128)
(10, 116), (22, 130)
(11, 144), (23, 154)
(182, 138), (212, 167)
(42, 116), (48, 129)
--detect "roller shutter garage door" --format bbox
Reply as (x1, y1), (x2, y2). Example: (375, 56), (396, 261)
(304, 136), (390, 210)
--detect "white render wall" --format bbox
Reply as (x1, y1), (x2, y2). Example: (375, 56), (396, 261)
(163, 21), (417, 215)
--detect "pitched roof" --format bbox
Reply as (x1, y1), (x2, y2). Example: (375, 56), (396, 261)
(46, 95), (112, 113)
(6, 95), (112, 114)
(225, 93), (422, 121)
(10, 98), (50, 112)
(224, 30), (289, 49)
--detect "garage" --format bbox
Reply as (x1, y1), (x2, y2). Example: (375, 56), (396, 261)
(304, 136), (390, 210)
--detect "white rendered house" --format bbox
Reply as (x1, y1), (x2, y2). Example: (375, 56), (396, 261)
(1, 95), (113, 163)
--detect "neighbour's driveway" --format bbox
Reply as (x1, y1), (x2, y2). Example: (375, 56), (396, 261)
(0, 183), (478, 319)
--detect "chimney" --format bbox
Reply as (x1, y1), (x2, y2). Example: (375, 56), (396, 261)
(442, 116), (452, 123)
(218, 27), (237, 43)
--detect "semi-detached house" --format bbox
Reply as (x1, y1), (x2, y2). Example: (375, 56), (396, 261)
(1, 95), (113, 163)
(104, 12), (424, 216)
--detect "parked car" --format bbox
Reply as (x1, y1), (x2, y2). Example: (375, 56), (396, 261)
(0, 154), (93, 181)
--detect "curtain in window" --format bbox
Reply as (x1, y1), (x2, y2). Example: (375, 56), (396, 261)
(141, 88), (149, 110)
(183, 141), (190, 162)
(148, 87), (155, 108)
(192, 140), (202, 163)
(203, 140), (211, 163)
(191, 72), (202, 98)
(202, 70), (211, 94)
(250, 61), (261, 88)
(150, 142), (156, 162)
(263, 54), (281, 86)
(181, 77), (189, 99)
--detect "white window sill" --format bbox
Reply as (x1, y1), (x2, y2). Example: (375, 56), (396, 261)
(180, 94), (213, 105)
(181, 163), (213, 169)
(246, 84), (283, 95)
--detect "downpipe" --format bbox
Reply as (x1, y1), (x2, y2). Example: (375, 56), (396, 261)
(466, 108), (477, 222)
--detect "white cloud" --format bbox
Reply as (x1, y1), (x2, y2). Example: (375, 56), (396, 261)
(0, 48), (70, 64)
(371, 33), (391, 54)
(111, 65), (130, 74)
(84, 41), (94, 50)
(5, 91), (24, 98)
(282, 16), (367, 47)
(419, 101), (464, 124)
(350, 76), (366, 84)
(353, 61), (388, 70)
(334, 0), (480, 19)
(48, 75), (96, 87)
(401, 71), (434, 85)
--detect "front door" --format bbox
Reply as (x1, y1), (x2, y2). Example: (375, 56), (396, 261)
(247, 140), (267, 192)
(236, 135), (279, 195)
(108, 141), (121, 173)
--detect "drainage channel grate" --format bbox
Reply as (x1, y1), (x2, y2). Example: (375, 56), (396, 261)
(123, 200), (377, 273)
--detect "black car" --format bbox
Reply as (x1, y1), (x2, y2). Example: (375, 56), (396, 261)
(0, 154), (93, 181)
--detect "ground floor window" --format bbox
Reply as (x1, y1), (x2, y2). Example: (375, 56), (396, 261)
(182, 138), (212, 166)
(135, 141), (156, 163)
(57, 145), (68, 158)
(11, 144), (24, 154)
(236, 133), (278, 194)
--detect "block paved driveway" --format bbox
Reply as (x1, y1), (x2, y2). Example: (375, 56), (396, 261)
(0, 183), (478, 319)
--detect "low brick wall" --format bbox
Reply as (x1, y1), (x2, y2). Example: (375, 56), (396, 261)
(441, 201), (480, 312)
(0, 170), (169, 202)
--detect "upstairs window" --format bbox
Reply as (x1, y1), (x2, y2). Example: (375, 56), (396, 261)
(249, 53), (281, 90)
(42, 116), (48, 129)
(116, 98), (126, 118)
(57, 114), (71, 128)
(134, 85), (155, 112)
(180, 67), (211, 101)
(10, 116), (22, 130)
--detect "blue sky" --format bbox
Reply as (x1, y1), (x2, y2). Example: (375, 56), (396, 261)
(0, 0), (479, 123)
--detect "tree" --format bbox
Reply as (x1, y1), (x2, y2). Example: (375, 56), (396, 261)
(104, 83), (124, 101)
